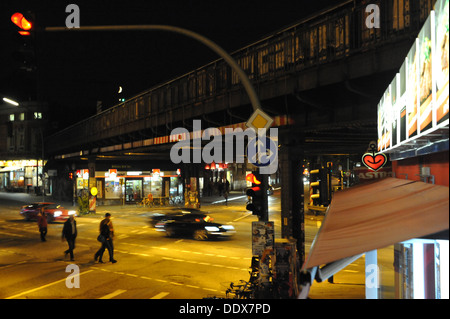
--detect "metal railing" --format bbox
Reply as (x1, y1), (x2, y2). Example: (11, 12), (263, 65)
(46, 0), (435, 155)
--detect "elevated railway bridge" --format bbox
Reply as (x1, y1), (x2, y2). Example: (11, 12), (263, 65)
(44, 0), (436, 238)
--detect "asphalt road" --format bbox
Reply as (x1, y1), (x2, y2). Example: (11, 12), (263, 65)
(0, 190), (364, 299)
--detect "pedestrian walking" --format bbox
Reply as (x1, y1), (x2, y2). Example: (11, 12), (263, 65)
(37, 208), (47, 242)
(94, 213), (117, 263)
(62, 215), (77, 261)
(224, 190), (229, 206)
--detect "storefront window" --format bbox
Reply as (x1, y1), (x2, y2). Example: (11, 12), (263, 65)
(125, 178), (142, 203)
(150, 177), (162, 197)
(105, 177), (121, 199)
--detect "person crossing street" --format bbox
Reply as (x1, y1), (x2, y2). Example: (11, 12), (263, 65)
(94, 213), (117, 264)
(62, 215), (77, 261)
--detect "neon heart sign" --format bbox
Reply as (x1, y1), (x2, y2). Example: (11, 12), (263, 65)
(362, 143), (387, 171)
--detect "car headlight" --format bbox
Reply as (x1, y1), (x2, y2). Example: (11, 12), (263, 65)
(221, 225), (235, 230)
(68, 210), (77, 216)
(53, 211), (62, 217)
(205, 226), (220, 232)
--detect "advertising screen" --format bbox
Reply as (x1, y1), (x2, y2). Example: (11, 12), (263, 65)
(435, 0), (449, 124)
(378, 0), (449, 152)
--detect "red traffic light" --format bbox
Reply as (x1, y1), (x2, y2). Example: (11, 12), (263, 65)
(11, 12), (33, 35)
(246, 173), (261, 185)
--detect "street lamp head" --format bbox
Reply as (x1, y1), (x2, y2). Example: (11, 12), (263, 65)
(2, 97), (19, 106)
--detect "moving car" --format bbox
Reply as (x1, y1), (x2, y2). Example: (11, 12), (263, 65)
(148, 208), (200, 228)
(156, 212), (235, 240)
(20, 202), (77, 222)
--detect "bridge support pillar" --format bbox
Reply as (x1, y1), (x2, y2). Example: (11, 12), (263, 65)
(279, 130), (305, 266)
(182, 163), (201, 208)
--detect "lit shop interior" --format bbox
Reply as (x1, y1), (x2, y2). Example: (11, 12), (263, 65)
(75, 168), (183, 205)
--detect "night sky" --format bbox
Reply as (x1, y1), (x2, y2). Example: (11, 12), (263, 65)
(1, 0), (337, 129)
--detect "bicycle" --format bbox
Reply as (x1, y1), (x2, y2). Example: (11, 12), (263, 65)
(169, 195), (183, 205)
(225, 257), (261, 299)
(137, 197), (153, 207)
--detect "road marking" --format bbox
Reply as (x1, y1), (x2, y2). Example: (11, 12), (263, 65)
(150, 292), (170, 299)
(99, 289), (127, 299)
(232, 212), (253, 222)
(169, 282), (183, 286)
(0, 230), (25, 237)
(211, 195), (247, 204)
(5, 270), (94, 299)
(140, 276), (153, 280)
(116, 245), (251, 261)
(0, 260), (27, 270)
(162, 257), (248, 272)
(90, 266), (218, 295)
(202, 288), (218, 292)
(186, 285), (200, 289)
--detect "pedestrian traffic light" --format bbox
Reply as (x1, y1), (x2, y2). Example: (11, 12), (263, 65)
(246, 172), (264, 217)
(11, 12), (34, 36)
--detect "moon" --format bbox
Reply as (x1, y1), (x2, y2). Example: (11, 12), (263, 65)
(118, 86), (123, 94)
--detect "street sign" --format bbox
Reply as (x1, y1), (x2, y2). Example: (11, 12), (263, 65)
(247, 136), (277, 167)
(246, 108), (274, 130)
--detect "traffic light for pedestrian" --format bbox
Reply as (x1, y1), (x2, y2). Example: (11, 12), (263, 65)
(246, 172), (264, 217)
(11, 12), (34, 36)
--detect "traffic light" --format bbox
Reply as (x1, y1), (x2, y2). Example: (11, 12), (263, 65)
(11, 12), (34, 36)
(309, 168), (322, 207)
(308, 163), (333, 212)
(68, 172), (74, 180)
(10, 11), (37, 98)
(246, 172), (264, 218)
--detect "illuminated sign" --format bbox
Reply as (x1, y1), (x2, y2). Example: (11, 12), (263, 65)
(362, 142), (387, 172)
(378, 0), (449, 153)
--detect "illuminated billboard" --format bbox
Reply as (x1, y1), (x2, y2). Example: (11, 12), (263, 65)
(378, 0), (449, 153)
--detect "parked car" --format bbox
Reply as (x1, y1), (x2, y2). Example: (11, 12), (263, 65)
(156, 212), (235, 240)
(20, 202), (77, 222)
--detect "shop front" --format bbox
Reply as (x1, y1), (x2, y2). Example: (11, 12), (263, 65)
(0, 160), (46, 194)
(95, 169), (182, 205)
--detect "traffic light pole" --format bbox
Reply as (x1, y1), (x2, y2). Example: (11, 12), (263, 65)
(259, 174), (269, 222)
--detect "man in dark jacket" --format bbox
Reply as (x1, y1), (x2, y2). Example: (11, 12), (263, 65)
(94, 213), (117, 263)
(62, 215), (77, 261)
